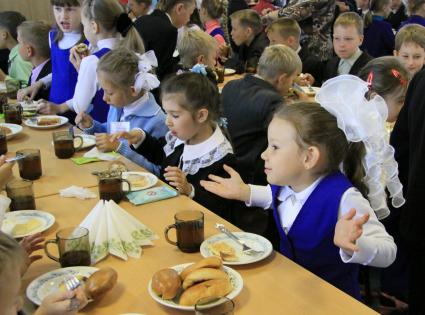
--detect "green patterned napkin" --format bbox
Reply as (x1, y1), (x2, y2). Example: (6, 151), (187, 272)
(71, 157), (101, 165)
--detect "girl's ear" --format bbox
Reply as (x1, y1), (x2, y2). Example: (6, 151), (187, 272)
(196, 108), (209, 123)
(197, 54), (205, 64)
(303, 146), (321, 170)
(129, 86), (139, 97)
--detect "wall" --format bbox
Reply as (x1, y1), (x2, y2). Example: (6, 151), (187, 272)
(0, 0), (53, 23)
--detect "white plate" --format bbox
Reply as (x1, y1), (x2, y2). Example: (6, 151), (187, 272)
(76, 134), (96, 149)
(148, 263), (243, 311)
(200, 232), (273, 265)
(0, 123), (23, 139)
(224, 68), (236, 76)
(26, 266), (98, 306)
(1, 210), (55, 238)
(122, 172), (158, 191)
(300, 86), (320, 96)
(24, 115), (68, 129)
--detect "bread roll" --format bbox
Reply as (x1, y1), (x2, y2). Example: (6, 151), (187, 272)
(75, 43), (88, 54)
(84, 267), (118, 300)
(180, 256), (222, 280)
(179, 278), (233, 306)
(182, 268), (229, 290)
(152, 268), (181, 300)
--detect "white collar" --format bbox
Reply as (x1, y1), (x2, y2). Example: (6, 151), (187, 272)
(340, 48), (362, 67)
(122, 93), (155, 120)
(182, 126), (225, 161)
(165, 12), (173, 25)
(93, 37), (118, 51)
(277, 176), (324, 205)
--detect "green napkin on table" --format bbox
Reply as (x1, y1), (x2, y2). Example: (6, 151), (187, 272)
(71, 150), (120, 165)
(71, 157), (101, 165)
(127, 186), (178, 205)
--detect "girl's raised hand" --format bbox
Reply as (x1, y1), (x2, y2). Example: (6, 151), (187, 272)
(164, 166), (192, 196)
(69, 46), (84, 72)
(75, 112), (93, 129)
(200, 164), (250, 202)
(334, 208), (370, 255)
(109, 129), (145, 145)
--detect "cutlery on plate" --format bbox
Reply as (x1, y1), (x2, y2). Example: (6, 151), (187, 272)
(215, 223), (264, 256)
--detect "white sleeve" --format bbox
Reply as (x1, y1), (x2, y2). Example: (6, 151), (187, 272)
(70, 55), (99, 113)
(40, 73), (52, 88)
(338, 188), (396, 267)
(245, 184), (272, 209)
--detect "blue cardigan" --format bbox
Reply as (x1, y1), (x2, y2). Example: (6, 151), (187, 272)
(362, 16), (395, 57)
(84, 92), (168, 175)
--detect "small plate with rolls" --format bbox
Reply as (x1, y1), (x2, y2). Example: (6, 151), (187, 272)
(148, 257), (243, 311)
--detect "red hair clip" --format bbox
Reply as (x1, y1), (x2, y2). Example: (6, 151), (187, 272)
(391, 69), (408, 86)
(367, 71), (373, 88)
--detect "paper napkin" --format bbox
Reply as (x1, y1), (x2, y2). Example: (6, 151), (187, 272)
(126, 186), (178, 205)
(59, 186), (97, 200)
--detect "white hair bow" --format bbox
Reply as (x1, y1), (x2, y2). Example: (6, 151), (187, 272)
(134, 50), (160, 93)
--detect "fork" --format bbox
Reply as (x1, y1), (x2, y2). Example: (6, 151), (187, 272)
(215, 223), (264, 256)
(64, 276), (81, 291)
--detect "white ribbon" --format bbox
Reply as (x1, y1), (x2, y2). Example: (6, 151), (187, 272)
(134, 50), (160, 93)
(316, 75), (405, 219)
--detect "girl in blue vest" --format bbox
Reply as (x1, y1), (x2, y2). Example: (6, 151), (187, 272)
(201, 75), (404, 299)
(75, 48), (168, 175)
(38, 0), (145, 124)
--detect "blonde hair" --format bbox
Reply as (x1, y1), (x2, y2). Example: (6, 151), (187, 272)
(408, 0), (425, 14)
(257, 44), (302, 80)
(18, 21), (51, 58)
(0, 232), (26, 281)
(82, 0), (145, 53)
(334, 12), (364, 35)
(395, 23), (425, 50)
(268, 18), (301, 41)
(178, 29), (218, 68)
(201, 0), (226, 19)
(230, 9), (262, 35)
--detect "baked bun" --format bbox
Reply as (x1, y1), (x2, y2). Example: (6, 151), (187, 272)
(182, 268), (229, 290)
(180, 256), (222, 280)
(84, 267), (118, 300)
(179, 278), (232, 306)
(208, 242), (239, 262)
(152, 268), (181, 300)
(75, 43), (89, 55)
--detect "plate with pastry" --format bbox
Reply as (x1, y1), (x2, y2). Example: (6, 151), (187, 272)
(0, 123), (22, 139)
(200, 232), (273, 265)
(26, 267), (118, 306)
(122, 171), (157, 191)
(148, 257), (243, 311)
(1, 210), (55, 238)
(224, 68), (236, 76)
(24, 115), (68, 129)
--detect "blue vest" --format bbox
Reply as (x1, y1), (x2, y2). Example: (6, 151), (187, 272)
(210, 27), (225, 39)
(89, 48), (110, 123)
(271, 172), (361, 299)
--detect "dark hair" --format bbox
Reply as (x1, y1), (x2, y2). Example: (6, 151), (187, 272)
(160, 72), (220, 122)
(230, 9), (262, 35)
(268, 18), (301, 40)
(274, 103), (368, 197)
(364, 0), (391, 27)
(50, 0), (85, 44)
(157, 0), (195, 13)
(0, 11), (26, 41)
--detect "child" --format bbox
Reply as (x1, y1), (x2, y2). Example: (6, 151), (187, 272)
(399, 0), (425, 28)
(16, 21), (52, 101)
(362, 0), (395, 57)
(387, 0), (408, 30)
(225, 9), (269, 74)
(201, 75), (403, 299)
(135, 0), (197, 80)
(322, 12), (373, 82)
(0, 11), (32, 91)
(199, 0), (228, 46)
(356, 0), (371, 16)
(394, 23), (425, 75)
(127, 0), (152, 20)
(75, 48), (167, 175)
(359, 56), (410, 122)
(111, 72), (235, 218)
(38, 0), (146, 123)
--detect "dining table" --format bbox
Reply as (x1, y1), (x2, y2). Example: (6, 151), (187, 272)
(1, 113), (378, 314)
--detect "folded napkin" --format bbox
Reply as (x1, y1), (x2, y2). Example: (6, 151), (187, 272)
(71, 147), (120, 165)
(59, 186), (97, 200)
(127, 186), (178, 205)
(79, 200), (158, 264)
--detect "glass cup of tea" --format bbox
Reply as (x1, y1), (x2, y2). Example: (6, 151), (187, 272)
(164, 210), (204, 253)
(97, 170), (132, 203)
(6, 179), (36, 211)
(44, 227), (91, 267)
(4, 103), (22, 124)
(0, 93), (7, 113)
(52, 130), (83, 159)
(0, 128), (8, 155)
(16, 149), (42, 180)
(215, 67), (225, 84)
(195, 297), (235, 315)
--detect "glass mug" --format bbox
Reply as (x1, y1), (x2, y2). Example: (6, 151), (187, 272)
(53, 130), (83, 159)
(4, 103), (22, 124)
(45, 227), (91, 267)
(97, 170), (132, 203)
(164, 210), (204, 253)
(16, 148), (42, 180)
(6, 179), (36, 211)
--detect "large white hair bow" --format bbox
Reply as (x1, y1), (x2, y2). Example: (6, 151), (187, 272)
(316, 75), (405, 219)
(134, 50), (160, 93)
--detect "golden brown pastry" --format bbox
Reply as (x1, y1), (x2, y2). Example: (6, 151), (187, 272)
(152, 268), (181, 300)
(83, 267), (118, 300)
(75, 43), (89, 55)
(208, 242), (239, 262)
(179, 278), (233, 306)
(182, 268), (229, 290)
(180, 256), (222, 280)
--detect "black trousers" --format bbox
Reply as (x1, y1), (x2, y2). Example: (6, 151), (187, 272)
(407, 245), (425, 314)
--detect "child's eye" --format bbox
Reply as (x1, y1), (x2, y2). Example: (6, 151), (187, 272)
(172, 115), (179, 119)
(271, 145), (278, 150)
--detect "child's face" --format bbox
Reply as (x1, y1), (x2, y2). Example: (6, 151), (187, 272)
(267, 30), (287, 46)
(231, 19), (251, 46)
(383, 90), (405, 123)
(333, 25), (363, 60)
(128, 0), (150, 18)
(172, 1), (196, 29)
(394, 42), (425, 75)
(0, 265), (23, 315)
(391, 0), (402, 10)
(17, 32), (31, 62)
(98, 71), (136, 108)
(261, 117), (307, 187)
(53, 5), (81, 33)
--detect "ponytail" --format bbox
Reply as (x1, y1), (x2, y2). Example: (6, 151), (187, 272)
(343, 142), (368, 198)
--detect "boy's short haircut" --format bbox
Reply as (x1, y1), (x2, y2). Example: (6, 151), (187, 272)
(177, 29), (217, 68)
(0, 11), (26, 41)
(268, 18), (301, 41)
(18, 21), (51, 58)
(395, 24), (425, 50)
(334, 12), (364, 36)
(257, 44), (302, 79)
(230, 9), (262, 35)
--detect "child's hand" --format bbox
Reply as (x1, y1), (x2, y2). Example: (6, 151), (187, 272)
(20, 232), (45, 272)
(75, 112), (93, 129)
(95, 133), (120, 152)
(38, 100), (66, 115)
(35, 288), (87, 315)
(164, 166), (192, 195)
(200, 164), (251, 202)
(69, 46), (86, 72)
(294, 73), (315, 87)
(110, 129), (145, 145)
(334, 208), (370, 255)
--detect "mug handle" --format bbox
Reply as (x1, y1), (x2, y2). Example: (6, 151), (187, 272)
(164, 224), (178, 246)
(122, 178), (132, 193)
(74, 135), (84, 151)
(44, 239), (60, 262)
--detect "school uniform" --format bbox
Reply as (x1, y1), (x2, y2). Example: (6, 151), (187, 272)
(0, 49), (9, 74)
(83, 92), (168, 176)
(205, 20), (226, 45)
(362, 16), (395, 57)
(131, 127), (236, 219)
(399, 14), (425, 29)
(387, 3), (408, 30)
(135, 10), (179, 80)
(27, 59), (51, 101)
(248, 172), (396, 298)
